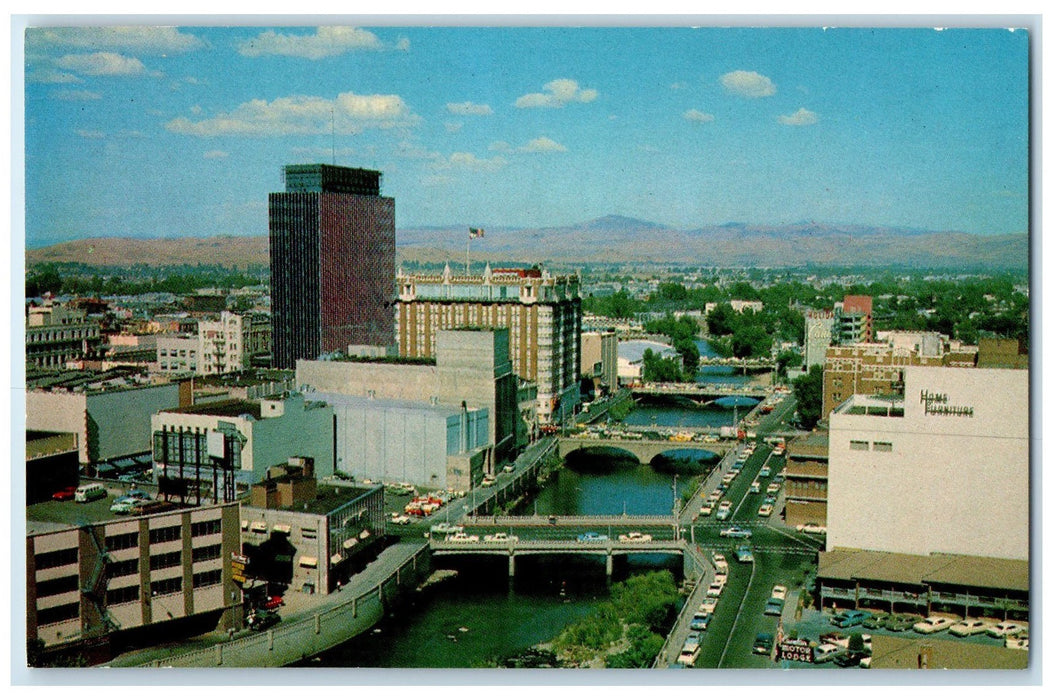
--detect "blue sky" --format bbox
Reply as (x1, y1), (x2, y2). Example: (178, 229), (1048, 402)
(21, 24), (1030, 247)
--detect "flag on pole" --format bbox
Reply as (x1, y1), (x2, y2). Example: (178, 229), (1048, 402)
(469, 227), (485, 239)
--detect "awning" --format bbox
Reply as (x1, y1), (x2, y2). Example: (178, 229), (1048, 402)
(330, 553), (344, 566)
(359, 529), (371, 540)
(250, 521), (268, 533)
(298, 556), (318, 568)
(343, 538), (358, 550)
(272, 523), (292, 534)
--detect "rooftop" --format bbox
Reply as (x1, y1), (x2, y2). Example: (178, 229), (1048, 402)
(261, 483), (380, 516)
(162, 399), (263, 419)
(26, 487), (209, 534)
(195, 369), (295, 388)
(818, 548), (1028, 592)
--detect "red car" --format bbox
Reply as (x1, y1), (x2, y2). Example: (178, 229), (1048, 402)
(260, 595), (283, 610)
(52, 486), (78, 501)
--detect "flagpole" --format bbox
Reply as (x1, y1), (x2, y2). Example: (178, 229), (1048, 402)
(466, 236), (470, 275)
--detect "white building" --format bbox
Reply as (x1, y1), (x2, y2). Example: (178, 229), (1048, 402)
(827, 365), (1028, 561)
(804, 311), (835, 370)
(157, 312), (271, 376)
(617, 339), (681, 385)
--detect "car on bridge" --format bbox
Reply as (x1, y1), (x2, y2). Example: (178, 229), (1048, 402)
(483, 532), (519, 543)
(445, 532), (480, 543)
(720, 526), (753, 539)
(618, 531), (653, 542)
(577, 532), (609, 543)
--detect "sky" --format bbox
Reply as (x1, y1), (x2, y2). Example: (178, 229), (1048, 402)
(20, 23), (1031, 247)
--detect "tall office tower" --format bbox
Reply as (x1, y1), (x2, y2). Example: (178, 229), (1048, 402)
(269, 164), (395, 369)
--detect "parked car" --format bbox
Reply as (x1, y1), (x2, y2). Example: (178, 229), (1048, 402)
(52, 486), (78, 501)
(706, 582), (724, 598)
(834, 651), (868, 668)
(913, 616), (956, 634)
(949, 618), (992, 637)
(260, 595), (284, 610)
(796, 523), (826, 535)
(757, 504), (774, 517)
(577, 532), (609, 543)
(110, 497), (149, 514)
(698, 597), (719, 615)
(862, 612), (890, 630)
(813, 642), (845, 663)
(247, 610), (281, 632)
(720, 526), (752, 539)
(698, 503), (714, 517)
(618, 531), (652, 542)
(735, 545), (754, 563)
(883, 613), (921, 632)
(832, 610), (872, 628)
(987, 621), (1028, 639)
(753, 632), (774, 655)
(690, 612), (710, 631)
(711, 553), (728, 570)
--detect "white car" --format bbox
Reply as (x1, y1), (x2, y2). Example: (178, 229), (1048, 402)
(483, 532), (519, 543)
(712, 572), (728, 586)
(796, 523), (827, 535)
(948, 618), (991, 637)
(987, 621), (1028, 639)
(618, 531), (653, 542)
(770, 585), (788, 601)
(813, 643), (844, 663)
(445, 532), (480, 543)
(698, 597), (719, 615)
(712, 553), (727, 568)
(757, 504), (773, 517)
(698, 503), (714, 517)
(706, 582), (724, 597)
(913, 616), (956, 634)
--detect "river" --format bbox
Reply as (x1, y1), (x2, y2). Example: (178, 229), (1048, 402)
(306, 338), (755, 668)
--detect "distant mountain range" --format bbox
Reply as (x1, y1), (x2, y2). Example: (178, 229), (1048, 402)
(26, 216), (1029, 270)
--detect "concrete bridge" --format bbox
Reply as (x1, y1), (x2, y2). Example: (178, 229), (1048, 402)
(557, 435), (734, 464)
(630, 383), (770, 403)
(430, 537), (689, 577)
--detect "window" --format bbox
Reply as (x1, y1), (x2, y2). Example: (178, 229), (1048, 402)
(149, 525), (182, 544)
(37, 602), (80, 626)
(106, 532), (139, 551)
(150, 551), (182, 570)
(192, 569), (222, 588)
(106, 585), (140, 606)
(192, 544), (222, 563)
(34, 548), (78, 570)
(849, 440), (870, 451)
(36, 575), (79, 599)
(873, 441), (893, 452)
(191, 520), (222, 537)
(301, 527), (317, 540)
(151, 577), (183, 596)
(106, 558), (139, 578)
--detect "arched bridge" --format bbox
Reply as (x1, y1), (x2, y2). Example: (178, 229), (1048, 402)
(630, 383), (770, 403)
(557, 436), (734, 464)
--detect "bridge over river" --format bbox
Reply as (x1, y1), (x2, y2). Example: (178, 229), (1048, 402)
(630, 382), (770, 403)
(557, 435), (735, 464)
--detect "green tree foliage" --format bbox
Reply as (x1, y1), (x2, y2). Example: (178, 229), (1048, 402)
(641, 349), (685, 383)
(792, 364), (824, 429)
(583, 289), (644, 319)
(644, 313), (701, 373)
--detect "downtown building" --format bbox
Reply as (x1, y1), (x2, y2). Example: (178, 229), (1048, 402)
(395, 264), (582, 424)
(269, 164), (396, 369)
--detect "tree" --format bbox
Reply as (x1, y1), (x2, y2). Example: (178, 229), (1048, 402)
(792, 364), (824, 429)
(642, 349), (683, 383)
(706, 303), (736, 336)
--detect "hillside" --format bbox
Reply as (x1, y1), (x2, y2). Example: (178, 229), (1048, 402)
(25, 218), (1029, 271)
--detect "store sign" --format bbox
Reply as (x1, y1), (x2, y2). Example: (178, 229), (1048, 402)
(231, 553), (248, 583)
(920, 389), (974, 417)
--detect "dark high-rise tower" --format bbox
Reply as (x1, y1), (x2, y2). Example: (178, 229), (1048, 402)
(269, 164), (395, 369)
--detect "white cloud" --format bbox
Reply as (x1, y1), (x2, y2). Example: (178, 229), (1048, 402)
(55, 52), (151, 77)
(31, 26), (204, 53)
(165, 91), (418, 137)
(446, 101), (493, 116)
(237, 26), (385, 59)
(445, 122), (463, 134)
(778, 107), (819, 126)
(76, 129), (106, 139)
(515, 79), (598, 108)
(683, 109), (715, 123)
(520, 136), (566, 153)
(26, 68), (82, 84)
(720, 70), (776, 98)
(435, 152), (508, 173)
(395, 37), (411, 52)
(204, 150), (229, 159)
(489, 141), (512, 153)
(52, 89), (102, 101)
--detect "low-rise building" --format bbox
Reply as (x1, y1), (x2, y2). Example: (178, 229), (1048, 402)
(151, 393), (335, 490)
(240, 464), (385, 595)
(26, 498), (242, 657)
(26, 300), (103, 369)
(581, 329), (618, 396)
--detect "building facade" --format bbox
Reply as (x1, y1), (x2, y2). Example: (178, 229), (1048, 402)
(827, 365), (1028, 561)
(783, 430), (829, 528)
(151, 393), (335, 489)
(395, 264), (582, 424)
(156, 312), (271, 376)
(804, 310), (835, 370)
(581, 329), (618, 395)
(26, 301), (103, 369)
(269, 164), (396, 369)
(26, 501), (242, 652)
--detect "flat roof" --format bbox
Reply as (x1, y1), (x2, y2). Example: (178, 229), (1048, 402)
(26, 487), (211, 533)
(162, 399), (262, 419)
(818, 548), (1029, 592)
(783, 461), (828, 478)
(262, 483), (380, 516)
(306, 391), (477, 418)
(195, 369), (294, 387)
(869, 635), (1027, 670)
(787, 430), (829, 457)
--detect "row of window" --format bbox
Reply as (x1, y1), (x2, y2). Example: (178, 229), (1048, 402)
(849, 440), (894, 452)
